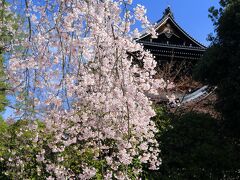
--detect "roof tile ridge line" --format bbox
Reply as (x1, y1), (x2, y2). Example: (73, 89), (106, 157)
(137, 11), (171, 40)
(138, 14), (207, 49)
(167, 16), (207, 49)
(156, 11), (172, 24)
(154, 15), (206, 49)
(137, 16), (169, 40)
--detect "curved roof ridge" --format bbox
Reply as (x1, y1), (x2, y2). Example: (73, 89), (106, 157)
(166, 16), (207, 49)
(138, 8), (207, 49)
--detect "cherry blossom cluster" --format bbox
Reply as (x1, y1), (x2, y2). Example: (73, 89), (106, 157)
(7, 0), (165, 179)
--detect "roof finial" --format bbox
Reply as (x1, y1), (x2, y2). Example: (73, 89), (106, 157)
(163, 6), (174, 18)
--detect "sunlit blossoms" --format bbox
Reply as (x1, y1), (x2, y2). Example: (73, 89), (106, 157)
(6, 0), (164, 179)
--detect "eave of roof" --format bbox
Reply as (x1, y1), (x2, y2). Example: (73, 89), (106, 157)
(138, 11), (207, 49)
(138, 40), (206, 52)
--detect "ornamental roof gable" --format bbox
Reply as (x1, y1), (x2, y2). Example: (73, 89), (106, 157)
(138, 7), (206, 49)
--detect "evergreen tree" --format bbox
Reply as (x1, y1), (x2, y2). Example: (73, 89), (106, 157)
(194, 0), (240, 137)
(0, 52), (8, 113)
(0, 0), (18, 116)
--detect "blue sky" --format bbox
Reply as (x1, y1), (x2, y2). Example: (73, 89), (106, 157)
(134, 0), (220, 46)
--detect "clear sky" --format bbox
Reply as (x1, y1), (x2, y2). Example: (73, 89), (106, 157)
(133, 0), (220, 46)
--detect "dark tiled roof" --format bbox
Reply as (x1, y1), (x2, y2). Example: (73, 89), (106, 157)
(138, 7), (207, 49)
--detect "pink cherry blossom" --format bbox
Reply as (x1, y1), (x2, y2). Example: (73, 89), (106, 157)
(6, 0), (164, 178)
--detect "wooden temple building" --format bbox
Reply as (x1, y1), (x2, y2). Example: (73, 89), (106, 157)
(137, 7), (206, 84)
(136, 7), (218, 117)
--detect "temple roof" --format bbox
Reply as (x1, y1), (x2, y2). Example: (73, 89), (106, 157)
(138, 7), (206, 50)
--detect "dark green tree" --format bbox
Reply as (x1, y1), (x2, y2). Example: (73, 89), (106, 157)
(144, 111), (240, 180)
(0, 54), (8, 113)
(159, 113), (239, 180)
(0, 2), (19, 177)
(194, 0), (240, 137)
(0, 0), (19, 117)
(0, 116), (9, 179)
(0, 0), (14, 115)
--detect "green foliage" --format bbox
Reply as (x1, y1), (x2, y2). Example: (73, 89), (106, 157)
(141, 106), (172, 180)
(143, 109), (240, 179)
(0, 54), (8, 113)
(0, 0), (19, 49)
(61, 145), (106, 178)
(0, 119), (142, 179)
(0, 117), (9, 179)
(194, 0), (240, 137)
(151, 106), (172, 139)
(160, 112), (240, 179)
(60, 141), (142, 179)
(0, 0), (20, 117)
(0, 119), (50, 179)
